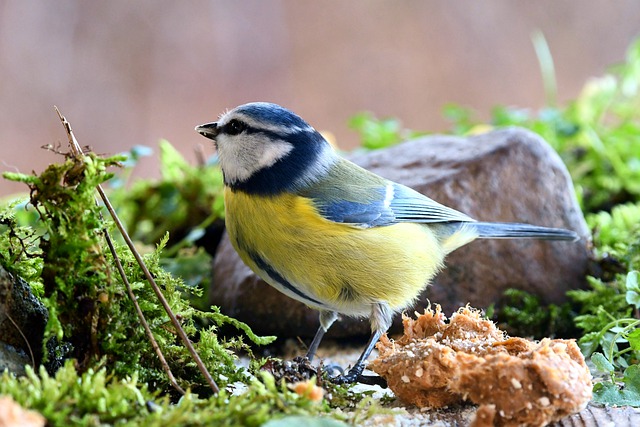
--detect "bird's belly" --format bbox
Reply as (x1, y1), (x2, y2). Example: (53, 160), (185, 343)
(224, 189), (446, 316)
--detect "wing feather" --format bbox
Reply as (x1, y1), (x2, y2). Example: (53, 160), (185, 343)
(300, 159), (474, 228)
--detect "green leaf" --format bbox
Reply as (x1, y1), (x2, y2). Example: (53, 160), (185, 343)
(626, 272), (640, 308)
(628, 328), (640, 351)
(627, 271), (640, 292)
(627, 291), (640, 309)
(592, 352), (615, 374)
(593, 364), (640, 406)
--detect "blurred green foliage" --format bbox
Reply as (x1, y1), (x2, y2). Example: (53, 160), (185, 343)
(109, 140), (225, 247)
(348, 112), (425, 150)
(352, 39), (640, 214)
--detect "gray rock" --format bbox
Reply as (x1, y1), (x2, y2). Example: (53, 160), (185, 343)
(0, 265), (48, 366)
(0, 342), (30, 376)
(209, 128), (591, 338)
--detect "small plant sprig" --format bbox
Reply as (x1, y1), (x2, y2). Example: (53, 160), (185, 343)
(568, 203), (640, 406)
(348, 111), (425, 150)
(576, 271), (640, 406)
(584, 273), (640, 366)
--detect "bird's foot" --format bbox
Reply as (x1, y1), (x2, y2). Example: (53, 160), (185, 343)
(326, 363), (387, 387)
(262, 356), (386, 387)
(323, 363), (344, 377)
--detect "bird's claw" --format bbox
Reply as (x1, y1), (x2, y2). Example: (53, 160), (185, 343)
(325, 364), (387, 387)
(322, 363), (344, 377)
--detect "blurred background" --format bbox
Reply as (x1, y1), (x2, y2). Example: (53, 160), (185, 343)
(1, 0), (639, 196)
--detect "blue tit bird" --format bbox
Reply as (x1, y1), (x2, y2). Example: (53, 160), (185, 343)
(195, 102), (578, 384)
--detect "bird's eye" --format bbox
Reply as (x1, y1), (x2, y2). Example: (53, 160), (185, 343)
(225, 119), (246, 135)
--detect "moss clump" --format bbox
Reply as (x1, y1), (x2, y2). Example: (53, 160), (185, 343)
(5, 154), (123, 369)
(2, 150), (275, 393)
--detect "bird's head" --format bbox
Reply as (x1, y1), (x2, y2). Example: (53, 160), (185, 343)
(196, 102), (336, 195)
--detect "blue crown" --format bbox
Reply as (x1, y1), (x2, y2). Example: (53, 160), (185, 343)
(235, 102), (311, 130)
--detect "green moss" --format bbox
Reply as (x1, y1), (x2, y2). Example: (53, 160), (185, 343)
(0, 200), (44, 295)
(4, 154), (123, 367)
(495, 289), (577, 339)
(1, 150), (274, 392)
(0, 362), (341, 427)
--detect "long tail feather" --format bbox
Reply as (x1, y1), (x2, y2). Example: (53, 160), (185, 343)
(471, 222), (579, 241)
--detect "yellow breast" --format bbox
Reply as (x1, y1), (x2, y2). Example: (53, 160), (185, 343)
(224, 188), (447, 316)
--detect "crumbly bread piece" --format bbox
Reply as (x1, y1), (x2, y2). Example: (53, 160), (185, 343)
(370, 305), (592, 426)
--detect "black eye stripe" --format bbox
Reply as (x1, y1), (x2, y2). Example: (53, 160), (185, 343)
(222, 119), (316, 143)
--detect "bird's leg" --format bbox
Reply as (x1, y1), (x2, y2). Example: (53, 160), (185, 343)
(305, 326), (325, 362)
(306, 310), (338, 362)
(330, 329), (384, 385)
(330, 302), (391, 387)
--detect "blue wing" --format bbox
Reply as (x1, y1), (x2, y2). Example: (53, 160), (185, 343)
(300, 159), (475, 228)
(387, 183), (475, 224)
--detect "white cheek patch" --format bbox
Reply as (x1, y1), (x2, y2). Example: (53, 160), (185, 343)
(217, 134), (293, 184)
(257, 141), (293, 169)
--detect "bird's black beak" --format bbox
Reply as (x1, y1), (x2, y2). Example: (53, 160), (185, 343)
(195, 122), (219, 140)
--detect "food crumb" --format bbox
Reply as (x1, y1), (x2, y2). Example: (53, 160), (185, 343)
(369, 305), (592, 426)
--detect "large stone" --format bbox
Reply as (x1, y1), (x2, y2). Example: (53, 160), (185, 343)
(0, 265), (48, 366)
(209, 128), (591, 338)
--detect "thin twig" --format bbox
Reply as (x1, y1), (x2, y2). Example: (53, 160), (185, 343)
(54, 106), (219, 394)
(195, 143), (208, 167)
(50, 109), (183, 393)
(6, 313), (35, 367)
(102, 229), (185, 395)
(51, 109), (186, 396)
